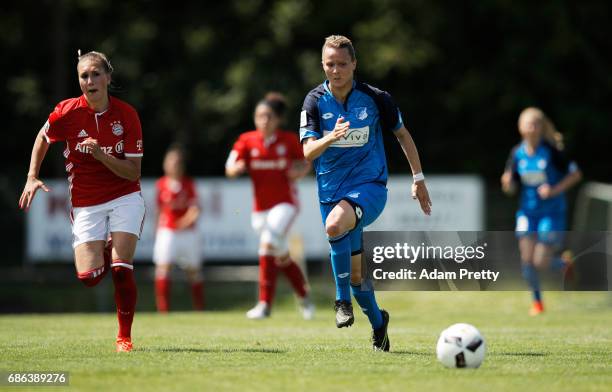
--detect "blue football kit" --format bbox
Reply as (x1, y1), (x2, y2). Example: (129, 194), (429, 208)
(506, 140), (578, 244)
(300, 80), (404, 330)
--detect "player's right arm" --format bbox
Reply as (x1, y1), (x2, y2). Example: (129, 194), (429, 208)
(19, 123), (52, 211)
(501, 146), (519, 195)
(225, 136), (248, 178)
(302, 117), (349, 161)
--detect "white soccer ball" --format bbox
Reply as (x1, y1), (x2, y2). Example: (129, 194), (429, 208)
(436, 323), (486, 368)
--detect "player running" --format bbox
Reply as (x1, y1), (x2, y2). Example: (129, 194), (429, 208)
(300, 35), (432, 351)
(225, 93), (315, 320)
(153, 144), (204, 312)
(19, 51), (144, 352)
(501, 107), (582, 316)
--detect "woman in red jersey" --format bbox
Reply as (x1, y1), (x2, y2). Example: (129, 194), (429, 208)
(153, 144), (204, 312)
(19, 51), (144, 352)
(226, 93), (315, 320)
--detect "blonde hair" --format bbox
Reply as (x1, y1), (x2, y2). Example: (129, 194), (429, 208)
(322, 35), (356, 61)
(77, 50), (114, 75)
(519, 107), (564, 150)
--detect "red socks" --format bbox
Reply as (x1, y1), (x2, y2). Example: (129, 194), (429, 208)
(259, 255), (278, 304)
(77, 265), (107, 287)
(279, 259), (308, 298)
(111, 262), (137, 339)
(155, 277), (170, 312)
(191, 281), (204, 311)
(76, 240), (113, 287)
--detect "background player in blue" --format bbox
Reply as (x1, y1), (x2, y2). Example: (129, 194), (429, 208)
(300, 35), (432, 351)
(501, 107), (582, 316)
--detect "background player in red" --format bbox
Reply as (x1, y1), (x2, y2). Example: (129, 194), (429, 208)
(225, 93), (315, 319)
(153, 144), (204, 312)
(19, 51), (144, 352)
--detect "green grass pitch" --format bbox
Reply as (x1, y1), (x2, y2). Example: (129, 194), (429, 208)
(1, 291), (611, 391)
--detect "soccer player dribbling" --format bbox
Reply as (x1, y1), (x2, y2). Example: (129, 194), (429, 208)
(225, 93), (315, 320)
(501, 107), (582, 316)
(19, 51), (144, 352)
(153, 144), (204, 312)
(300, 36), (432, 351)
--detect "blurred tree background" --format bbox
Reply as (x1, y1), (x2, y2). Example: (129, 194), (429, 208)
(1, 0), (610, 260)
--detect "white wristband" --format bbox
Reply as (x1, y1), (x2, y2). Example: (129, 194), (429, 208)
(413, 172), (425, 182)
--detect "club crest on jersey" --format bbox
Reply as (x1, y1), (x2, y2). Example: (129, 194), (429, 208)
(251, 148), (260, 157)
(356, 107), (368, 120)
(110, 120), (124, 136)
(276, 144), (286, 156)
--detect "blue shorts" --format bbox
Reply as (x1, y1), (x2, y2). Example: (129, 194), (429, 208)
(320, 182), (388, 254)
(515, 210), (566, 245)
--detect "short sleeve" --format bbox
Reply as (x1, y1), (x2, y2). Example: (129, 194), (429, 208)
(155, 179), (163, 208)
(43, 104), (68, 143)
(379, 91), (403, 133)
(549, 144), (579, 175)
(186, 179), (199, 206)
(123, 107), (143, 157)
(299, 93), (321, 142)
(226, 134), (247, 167)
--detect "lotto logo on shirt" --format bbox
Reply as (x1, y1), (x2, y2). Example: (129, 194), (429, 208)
(324, 126), (370, 147)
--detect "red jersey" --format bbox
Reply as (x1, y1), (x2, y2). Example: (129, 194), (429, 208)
(156, 176), (199, 230)
(43, 95), (143, 207)
(228, 130), (303, 211)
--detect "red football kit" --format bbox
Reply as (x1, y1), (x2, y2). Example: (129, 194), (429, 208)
(156, 176), (198, 230)
(43, 95), (143, 207)
(228, 130), (303, 211)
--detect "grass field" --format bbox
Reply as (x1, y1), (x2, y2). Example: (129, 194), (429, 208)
(1, 290), (611, 392)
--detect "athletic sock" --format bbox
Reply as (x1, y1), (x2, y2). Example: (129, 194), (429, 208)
(279, 259), (308, 298)
(191, 281), (204, 311)
(329, 233), (351, 302)
(111, 261), (137, 339)
(77, 265), (108, 287)
(351, 281), (383, 329)
(259, 254), (278, 304)
(154, 276), (170, 312)
(521, 264), (542, 302)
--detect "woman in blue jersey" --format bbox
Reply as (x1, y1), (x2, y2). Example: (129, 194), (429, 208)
(501, 107), (582, 316)
(300, 35), (432, 351)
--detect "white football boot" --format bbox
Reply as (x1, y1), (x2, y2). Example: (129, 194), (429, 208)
(246, 301), (270, 319)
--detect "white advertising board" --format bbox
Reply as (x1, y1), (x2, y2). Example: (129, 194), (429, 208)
(26, 175), (483, 262)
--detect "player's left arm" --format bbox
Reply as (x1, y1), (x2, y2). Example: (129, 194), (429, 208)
(175, 181), (201, 230)
(80, 140), (141, 181)
(394, 125), (432, 215)
(82, 106), (144, 181)
(539, 149), (582, 199)
(287, 160), (312, 180)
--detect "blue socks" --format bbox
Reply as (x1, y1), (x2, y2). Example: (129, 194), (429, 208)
(329, 233), (351, 302)
(522, 264), (541, 301)
(330, 233), (383, 329)
(351, 281), (383, 329)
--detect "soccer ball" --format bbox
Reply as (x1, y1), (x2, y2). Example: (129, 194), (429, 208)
(436, 323), (486, 368)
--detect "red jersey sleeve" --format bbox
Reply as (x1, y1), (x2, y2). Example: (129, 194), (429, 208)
(155, 178), (163, 209)
(186, 178), (199, 207)
(43, 103), (68, 143)
(123, 106), (143, 158)
(226, 134), (248, 167)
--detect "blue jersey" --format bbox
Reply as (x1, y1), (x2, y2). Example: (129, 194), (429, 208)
(299, 80), (403, 203)
(506, 141), (578, 214)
